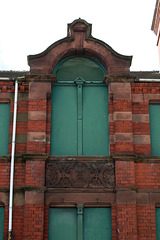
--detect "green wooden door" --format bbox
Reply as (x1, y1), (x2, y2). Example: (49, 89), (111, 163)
(51, 57), (109, 156)
(49, 207), (112, 240)
(83, 85), (109, 155)
(51, 85), (77, 155)
(0, 207), (4, 240)
(0, 103), (10, 155)
(84, 208), (112, 240)
(49, 208), (77, 240)
(156, 208), (160, 240)
(149, 104), (160, 156)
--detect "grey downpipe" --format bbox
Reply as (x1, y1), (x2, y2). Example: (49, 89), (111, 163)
(8, 80), (18, 240)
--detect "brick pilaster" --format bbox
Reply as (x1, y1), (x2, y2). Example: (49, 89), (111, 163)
(23, 191), (44, 240)
(23, 155), (46, 239)
(116, 192), (137, 240)
(27, 82), (51, 153)
(109, 82), (134, 154)
(115, 156), (137, 239)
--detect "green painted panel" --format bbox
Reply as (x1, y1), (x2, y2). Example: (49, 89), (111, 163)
(49, 207), (112, 240)
(56, 57), (105, 81)
(49, 208), (77, 240)
(0, 103), (10, 155)
(84, 208), (112, 240)
(83, 85), (109, 155)
(0, 207), (4, 240)
(156, 208), (160, 240)
(51, 85), (77, 155)
(51, 56), (109, 156)
(149, 105), (160, 156)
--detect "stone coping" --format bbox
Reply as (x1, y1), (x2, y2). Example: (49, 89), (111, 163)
(1, 154), (160, 162)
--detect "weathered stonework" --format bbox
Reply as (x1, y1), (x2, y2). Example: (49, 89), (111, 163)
(28, 19), (132, 75)
(46, 160), (115, 189)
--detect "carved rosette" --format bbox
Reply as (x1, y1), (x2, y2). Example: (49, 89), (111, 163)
(46, 161), (115, 189)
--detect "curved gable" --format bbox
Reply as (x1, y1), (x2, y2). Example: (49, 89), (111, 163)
(28, 19), (132, 75)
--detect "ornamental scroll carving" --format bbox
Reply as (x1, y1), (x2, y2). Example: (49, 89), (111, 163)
(46, 161), (115, 189)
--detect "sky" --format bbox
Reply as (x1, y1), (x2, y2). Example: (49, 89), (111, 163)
(0, 0), (159, 71)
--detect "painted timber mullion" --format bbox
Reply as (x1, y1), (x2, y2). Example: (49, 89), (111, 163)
(75, 77), (85, 155)
(77, 206), (84, 240)
(77, 85), (83, 155)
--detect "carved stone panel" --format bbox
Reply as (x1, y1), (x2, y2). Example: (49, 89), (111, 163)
(46, 161), (115, 189)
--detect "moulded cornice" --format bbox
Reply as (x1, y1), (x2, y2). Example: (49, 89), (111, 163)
(87, 36), (132, 62)
(27, 36), (73, 62)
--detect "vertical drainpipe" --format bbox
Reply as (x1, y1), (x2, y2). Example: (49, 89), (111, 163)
(8, 79), (18, 240)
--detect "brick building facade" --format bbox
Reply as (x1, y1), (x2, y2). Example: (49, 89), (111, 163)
(0, 19), (160, 240)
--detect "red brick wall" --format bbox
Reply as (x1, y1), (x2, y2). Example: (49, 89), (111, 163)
(14, 162), (25, 187)
(25, 160), (45, 187)
(12, 206), (24, 240)
(3, 206), (8, 240)
(115, 161), (135, 187)
(116, 204), (137, 240)
(1, 205), (24, 240)
(137, 206), (156, 240)
(0, 161), (10, 188)
(23, 204), (44, 240)
(46, 96), (51, 154)
(136, 162), (160, 189)
(111, 205), (117, 240)
(43, 206), (49, 240)
(0, 160), (25, 189)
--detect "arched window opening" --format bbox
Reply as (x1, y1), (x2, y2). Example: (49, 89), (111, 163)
(51, 56), (109, 156)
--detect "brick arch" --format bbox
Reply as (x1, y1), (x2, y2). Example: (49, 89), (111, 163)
(48, 49), (109, 75)
(28, 19), (132, 75)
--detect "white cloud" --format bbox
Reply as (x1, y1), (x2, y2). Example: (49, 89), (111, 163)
(0, 0), (159, 70)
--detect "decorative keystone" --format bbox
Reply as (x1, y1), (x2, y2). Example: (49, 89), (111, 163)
(68, 18), (92, 38)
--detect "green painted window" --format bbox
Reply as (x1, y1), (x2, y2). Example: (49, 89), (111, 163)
(156, 208), (160, 240)
(0, 103), (10, 155)
(149, 104), (160, 156)
(49, 207), (112, 240)
(0, 207), (5, 240)
(51, 57), (109, 156)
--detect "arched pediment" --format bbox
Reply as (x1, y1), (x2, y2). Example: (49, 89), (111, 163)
(28, 19), (132, 75)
